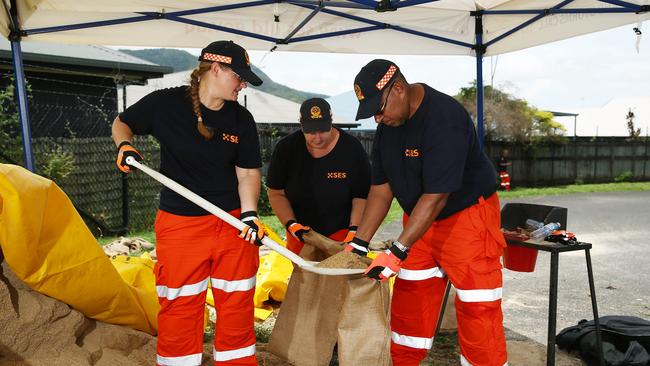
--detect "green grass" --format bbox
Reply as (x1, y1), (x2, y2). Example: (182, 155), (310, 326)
(499, 181), (650, 199)
(260, 215), (284, 237)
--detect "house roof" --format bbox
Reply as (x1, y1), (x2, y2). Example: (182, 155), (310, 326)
(123, 70), (359, 126)
(0, 39), (171, 80)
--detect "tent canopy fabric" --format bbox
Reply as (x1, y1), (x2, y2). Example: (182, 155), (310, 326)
(2, 1), (649, 57)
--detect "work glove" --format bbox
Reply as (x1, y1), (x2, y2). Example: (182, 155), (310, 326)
(365, 241), (408, 282)
(116, 141), (143, 173)
(344, 236), (369, 257)
(286, 220), (310, 242)
(239, 211), (266, 246)
(342, 225), (358, 243)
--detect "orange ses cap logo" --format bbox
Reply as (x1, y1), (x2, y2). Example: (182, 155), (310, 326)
(310, 106), (323, 119)
(354, 84), (365, 101)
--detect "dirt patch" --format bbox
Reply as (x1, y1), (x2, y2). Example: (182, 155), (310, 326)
(315, 251), (368, 269)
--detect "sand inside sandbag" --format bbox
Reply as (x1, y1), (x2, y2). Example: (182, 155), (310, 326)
(315, 251), (368, 269)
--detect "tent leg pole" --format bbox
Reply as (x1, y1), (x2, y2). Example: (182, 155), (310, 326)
(475, 14), (485, 149)
(10, 38), (35, 172)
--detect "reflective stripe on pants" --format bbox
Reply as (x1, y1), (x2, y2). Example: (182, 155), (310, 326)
(154, 209), (259, 366)
(390, 193), (508, 366)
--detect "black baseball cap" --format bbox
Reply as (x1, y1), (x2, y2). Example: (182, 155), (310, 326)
(353, 59), (399, 120)
(300, 98), (333, 133)
(199, 40), (263, 86)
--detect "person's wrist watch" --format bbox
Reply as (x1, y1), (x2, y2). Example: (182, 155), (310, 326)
(392, 240), (409, 253)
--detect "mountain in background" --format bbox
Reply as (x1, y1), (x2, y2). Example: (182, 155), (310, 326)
(120, 48), (328, 103)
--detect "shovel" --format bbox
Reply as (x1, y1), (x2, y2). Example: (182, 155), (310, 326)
(126, 157), (364, 276)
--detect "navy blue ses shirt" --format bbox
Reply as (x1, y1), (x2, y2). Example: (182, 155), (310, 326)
(119, 86), (262, 216)
(371, 84), (496, 220)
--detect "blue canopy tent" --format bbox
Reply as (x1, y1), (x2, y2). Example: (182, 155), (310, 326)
(2, 0), (649, 171)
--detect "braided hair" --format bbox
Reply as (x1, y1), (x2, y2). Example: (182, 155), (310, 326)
(188, 62), (215, 140)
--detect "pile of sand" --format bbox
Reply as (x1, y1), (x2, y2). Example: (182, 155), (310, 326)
(315, 251), (368, 269)
(0, 262), (158, 365)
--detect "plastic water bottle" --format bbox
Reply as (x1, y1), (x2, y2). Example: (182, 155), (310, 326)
(525, 219), (544, 231)
(530, 222), (561, 241)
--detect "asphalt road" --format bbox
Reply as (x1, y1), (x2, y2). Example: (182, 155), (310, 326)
(501, 190), (650, 344)
(374, 190), (650, 344)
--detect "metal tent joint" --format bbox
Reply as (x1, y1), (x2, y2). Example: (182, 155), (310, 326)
(639, 5), (650, 13)
(8, 30), (25, 41)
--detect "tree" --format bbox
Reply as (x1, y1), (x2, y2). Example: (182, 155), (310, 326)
(0, 77), (76, 181)
(455, 80), (566, 144)
(625, 108), (641, 139)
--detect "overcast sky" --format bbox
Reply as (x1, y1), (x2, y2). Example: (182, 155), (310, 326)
(127, 23), (649, 135)
(238, 24), (649, 113)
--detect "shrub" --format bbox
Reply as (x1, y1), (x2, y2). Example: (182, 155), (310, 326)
(614, 171), (633, 183)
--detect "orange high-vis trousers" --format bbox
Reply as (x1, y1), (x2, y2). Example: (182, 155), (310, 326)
(390, 193), (508, 366)
(154, 209), (259, 366)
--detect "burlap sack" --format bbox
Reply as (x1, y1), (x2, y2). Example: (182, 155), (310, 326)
(268, 239), (390, 366)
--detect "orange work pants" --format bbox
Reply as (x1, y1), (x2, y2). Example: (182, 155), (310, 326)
(499, 172), (511, 191)
(390, 194), (508, 366)
(154, 209), (259, 366)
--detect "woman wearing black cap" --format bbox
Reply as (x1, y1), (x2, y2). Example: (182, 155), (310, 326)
(265, 98), (388, 366)
(112, 40), (264, 366)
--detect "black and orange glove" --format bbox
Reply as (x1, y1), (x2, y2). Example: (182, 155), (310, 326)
(343, 225), (358, 243)
(365, 241), (408, 282)
(286, 220), (310, 242)
(344, 236), (369, 257)
(239, 211), (265, 246)
(116, 141), (143, 173)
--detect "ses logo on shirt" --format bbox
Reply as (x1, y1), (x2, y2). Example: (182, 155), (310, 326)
(222, 133), (239, 144)
(404, 148), (419, 157)
(327, 172), (347, 179)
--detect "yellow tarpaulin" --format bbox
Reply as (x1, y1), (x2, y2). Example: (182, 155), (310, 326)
(0, 164), (158, 334)
(0, 164), (292, 333)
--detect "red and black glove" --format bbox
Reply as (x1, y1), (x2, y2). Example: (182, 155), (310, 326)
(286, 220), (310, 242)
(342, 225), (358, 243)
(344, 236), (369, 257)
(239, 211), (265, 246)
(116, 141), (143, 173)
(365, 241), (408, 282)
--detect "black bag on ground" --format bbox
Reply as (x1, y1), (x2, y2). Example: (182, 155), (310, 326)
(557, 316), (650, 366)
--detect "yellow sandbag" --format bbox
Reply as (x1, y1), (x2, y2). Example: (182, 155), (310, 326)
(0, 164), (157, 334)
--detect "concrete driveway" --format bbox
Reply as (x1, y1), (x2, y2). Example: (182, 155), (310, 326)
(502, 190), (650, 344)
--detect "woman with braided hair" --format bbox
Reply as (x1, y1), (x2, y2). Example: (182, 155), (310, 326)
(112, 40), (264, 366)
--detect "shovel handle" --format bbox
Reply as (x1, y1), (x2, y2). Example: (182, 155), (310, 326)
(126, 157), (311, 266)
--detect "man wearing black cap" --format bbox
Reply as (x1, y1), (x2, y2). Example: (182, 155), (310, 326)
(345, 60), (508, 366)
(266, 98), (384, 365)
(112, 40), (265, 365)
